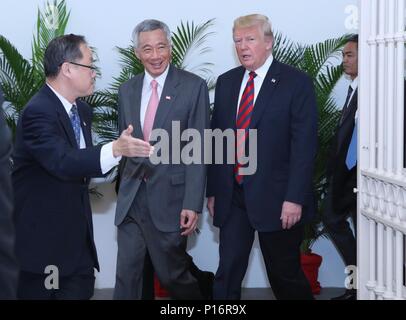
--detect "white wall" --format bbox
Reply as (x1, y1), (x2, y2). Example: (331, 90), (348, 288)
(0, 0), (358, 289)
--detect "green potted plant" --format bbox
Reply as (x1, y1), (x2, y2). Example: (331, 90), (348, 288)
(86, 19), (216, 147)
(273, 32), (349, 294)
(0, 0), (70, 138)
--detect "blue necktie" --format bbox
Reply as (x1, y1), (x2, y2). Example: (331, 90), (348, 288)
(70, 104), (81, 148)
(345, 120), (357, 170)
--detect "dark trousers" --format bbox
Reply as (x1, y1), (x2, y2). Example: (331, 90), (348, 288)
(213, 183), (314, 300)
(17, 270), (95, 300)
(141, 249), (214, 300)
(114, 182), (203, 300)
(322, 184), (356, 267)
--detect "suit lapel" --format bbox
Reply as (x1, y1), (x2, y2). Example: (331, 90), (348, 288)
(249, 60), (281, 129)
(128, 75), (144, 139)
(76, 101), (92, 147)
(151, 65), (178, 135)
(339, 89), (358, 128)
(42, 85), (78, 148)
(228, 68), (246, 130)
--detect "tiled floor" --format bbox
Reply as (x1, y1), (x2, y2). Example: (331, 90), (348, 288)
(92, 287), (345, 300)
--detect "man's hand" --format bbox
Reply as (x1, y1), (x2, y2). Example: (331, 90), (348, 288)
(113, 125), (154, 158)
(180, 209), (198, 236)
(207, 197), (215, 217)
(280, 201), (302, 229)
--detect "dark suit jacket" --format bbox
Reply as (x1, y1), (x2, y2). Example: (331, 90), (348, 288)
(12, 85), (103, 276)
(326, 88), (357, 214)
(0, 88), (18, 299)
(115, 65), (210, 232)
(207, 59), (318, 232)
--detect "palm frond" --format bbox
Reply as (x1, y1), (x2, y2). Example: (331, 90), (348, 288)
(171, 19), (216, 77)
(32, 0), (70, 75)
(0, 0), (69, 139)
(274, 33), (348, 252)
(273, 32), (305, 67)
(93, 19), (216, 145)
(299, 35), (349, 79)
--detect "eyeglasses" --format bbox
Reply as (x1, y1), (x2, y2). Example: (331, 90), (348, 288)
(61, 61), (97, 71)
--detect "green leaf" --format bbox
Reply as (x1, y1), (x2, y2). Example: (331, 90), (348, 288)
(0, 0), (69, 139)
(274, 33), (349, 252)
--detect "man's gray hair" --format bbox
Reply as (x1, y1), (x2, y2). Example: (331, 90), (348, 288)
(132, 19), (172, 48)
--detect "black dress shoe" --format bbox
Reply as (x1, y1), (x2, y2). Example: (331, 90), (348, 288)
(196, 271), (214, 300)
(331, 289), (356, 300)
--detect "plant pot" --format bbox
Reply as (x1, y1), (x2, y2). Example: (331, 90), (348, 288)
(301, 252), (322, 295)
(154, 274), (170, 298)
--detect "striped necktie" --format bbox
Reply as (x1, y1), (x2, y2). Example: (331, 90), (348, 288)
(70, 104), (81, 148)
(235, 71), (257, 184)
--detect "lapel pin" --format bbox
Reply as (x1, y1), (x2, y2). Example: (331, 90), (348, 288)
(271, 78), (276, 83)
(165, 96), (171, 100)
(83, 121), (87, 127)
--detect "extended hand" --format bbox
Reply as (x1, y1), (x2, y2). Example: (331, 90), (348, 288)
(113, 125), (154, 158)
(280, 201), (302, 229)
(180, 209), (198, 236)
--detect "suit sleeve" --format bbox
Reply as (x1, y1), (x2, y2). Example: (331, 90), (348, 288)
(183, 79), (210, 212)
(0, 109), (18, 299)
(115, 86), (127, 193)
(285, 75), (318, 205)
(206, 77), (221, 198)
(21, 103), (103, 180)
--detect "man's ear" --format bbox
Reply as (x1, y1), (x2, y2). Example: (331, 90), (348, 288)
(265, 37), (273, 51)
(60, 62), (71, 78)
(134, 48), (140, 60)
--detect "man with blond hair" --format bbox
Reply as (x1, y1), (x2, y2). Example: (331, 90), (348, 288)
(207, 14), (317, 300)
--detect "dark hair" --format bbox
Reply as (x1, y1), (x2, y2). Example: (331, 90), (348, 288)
(346, 34), (358, 45)
(44, 34), (87, 78)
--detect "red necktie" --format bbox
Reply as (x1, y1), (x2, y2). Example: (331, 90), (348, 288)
(235, 71), (257, 184)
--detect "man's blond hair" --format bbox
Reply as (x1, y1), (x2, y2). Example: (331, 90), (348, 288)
(233, 14), (274, 40)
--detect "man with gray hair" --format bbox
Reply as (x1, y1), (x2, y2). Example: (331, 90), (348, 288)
(114, 19), (210, 299)
(13, 34), (153, 299)
(207, 14), (317, 299)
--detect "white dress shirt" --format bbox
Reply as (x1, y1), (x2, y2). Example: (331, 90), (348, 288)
(47, 84), (120, 174)
(237, 54), (274, 114)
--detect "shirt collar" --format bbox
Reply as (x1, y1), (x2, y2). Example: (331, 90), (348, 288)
(350, 76), (358, 91)
(46, 83), (76, 114)
(246, 54), (274, 79)
(144, 65), (170, 89)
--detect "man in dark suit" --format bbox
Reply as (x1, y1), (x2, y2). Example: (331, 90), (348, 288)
(0, 86), (18, 299)
(12, 34), (153, 300)
(206, 14), (317, 300)
(114, 19), (211, 300)
(323, 35), (358, 301)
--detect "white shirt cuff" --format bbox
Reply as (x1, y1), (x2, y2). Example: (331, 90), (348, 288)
(100, 142), (121, 174)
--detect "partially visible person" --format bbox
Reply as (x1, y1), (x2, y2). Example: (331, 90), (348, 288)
(0, 86), (18, 299)
(207, 14), (317, 300)
(12, 34), (152, 300)
(114, 19), (211, 300)
(323, 35), (358, 301)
